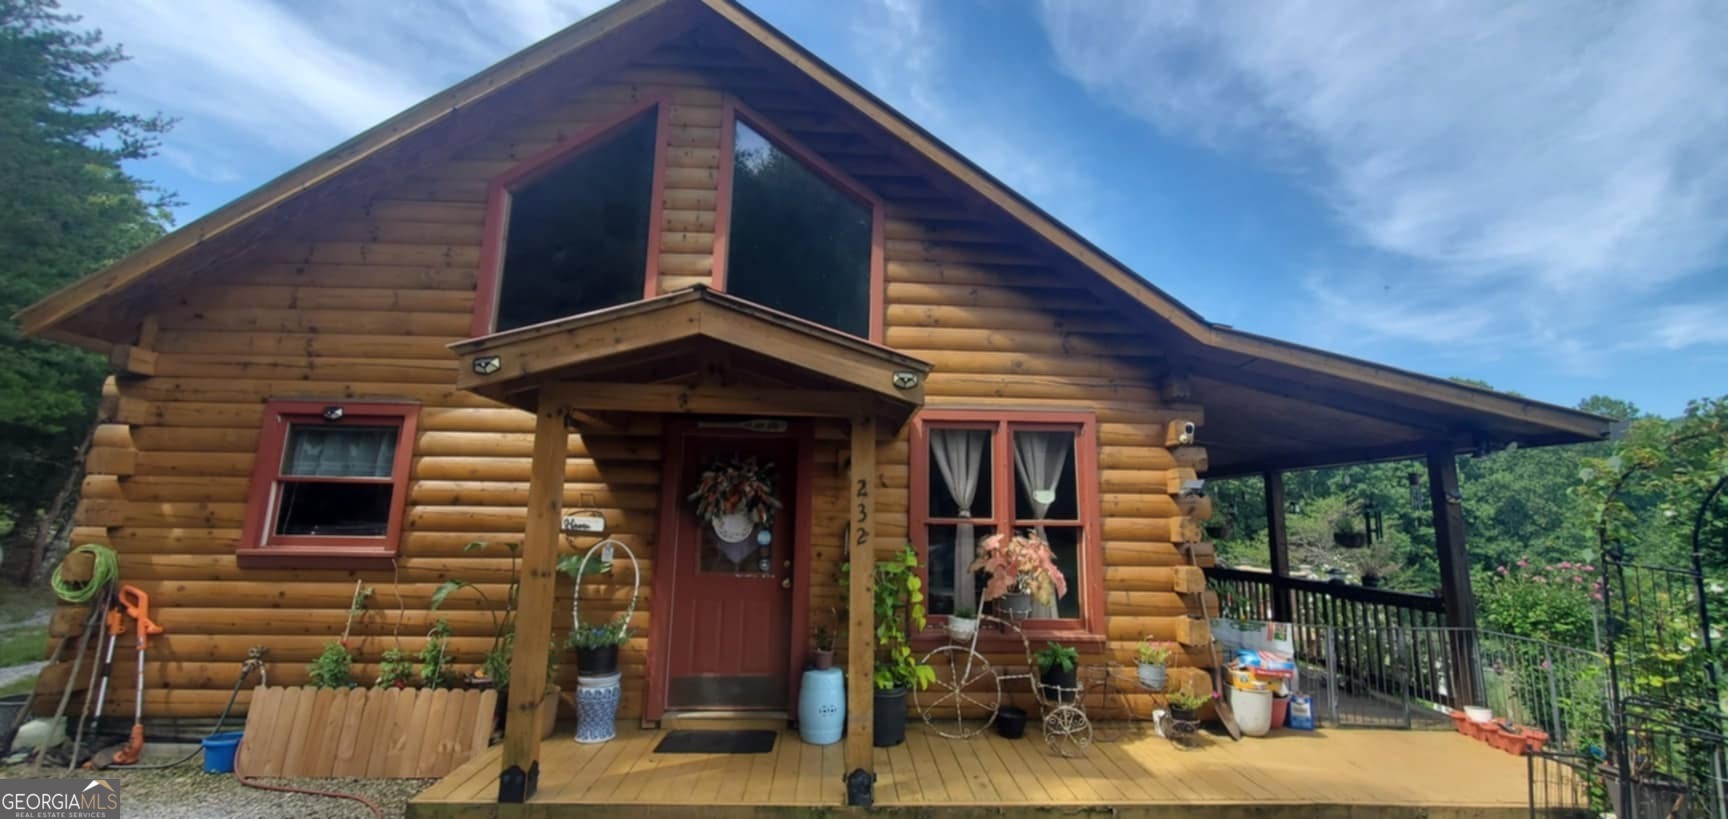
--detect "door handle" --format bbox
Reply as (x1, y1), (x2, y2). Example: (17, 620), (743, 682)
(781, 578), (792, 589)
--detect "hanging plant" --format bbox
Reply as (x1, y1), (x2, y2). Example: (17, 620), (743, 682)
(687, 455), (782, 527)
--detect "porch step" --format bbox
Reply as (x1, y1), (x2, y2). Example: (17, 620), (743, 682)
(659, 710), (790, 732)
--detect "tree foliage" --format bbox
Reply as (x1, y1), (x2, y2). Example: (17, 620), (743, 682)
(0, 0), (174, 572)
(1210, 390), (1728, 650)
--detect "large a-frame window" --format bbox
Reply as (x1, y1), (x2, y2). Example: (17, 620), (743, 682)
(478, 105), (660, 334)
(718, 108), (882, 340)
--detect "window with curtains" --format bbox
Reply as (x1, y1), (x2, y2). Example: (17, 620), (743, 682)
(239, 400), (418, 564)
(912, 411), (1100, 632)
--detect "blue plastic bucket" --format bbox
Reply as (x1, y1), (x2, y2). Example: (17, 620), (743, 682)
(201, 731), (244, 773)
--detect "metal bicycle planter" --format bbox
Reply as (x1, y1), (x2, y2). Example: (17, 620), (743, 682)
(912, 613), (1096, 757)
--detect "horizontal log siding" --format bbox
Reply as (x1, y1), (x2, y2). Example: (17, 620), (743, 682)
(49, 35), (1216, 722)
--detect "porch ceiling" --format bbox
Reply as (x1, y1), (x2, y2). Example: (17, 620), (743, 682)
(449, 286), (932, 423)
(1186, 336), (1612, 477)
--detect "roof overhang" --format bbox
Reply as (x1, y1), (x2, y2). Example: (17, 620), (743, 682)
(17, 0), (1611, 462)
(450, 287), (931, 424)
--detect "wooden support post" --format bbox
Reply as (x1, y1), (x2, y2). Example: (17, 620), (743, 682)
(498, 391), (569, 803)
(1263, 470), (1293, 623)
(1426, 445), (1479, 705)
(844, 414), (877, 799)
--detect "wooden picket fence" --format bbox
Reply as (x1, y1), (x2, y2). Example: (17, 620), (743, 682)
(236, 685), (498, 779)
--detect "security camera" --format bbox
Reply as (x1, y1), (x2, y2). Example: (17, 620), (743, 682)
(1165, 419), (1197, 446)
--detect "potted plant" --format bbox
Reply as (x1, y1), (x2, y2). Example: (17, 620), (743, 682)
(1136, 639), (1172, 692)
(432, 541), (521, 691)
(971, 530), (1068, 621)
(1034, 642), (1080, 703)
(568, 614), (632, 677)
(419, 619), (457, 689)
(810, 623), (836, 670)
(849, 546), (934, 747)
(1354, 542), (1402, 589)
(946, 606), (979, 644)
(1167, 689), (1207, 723)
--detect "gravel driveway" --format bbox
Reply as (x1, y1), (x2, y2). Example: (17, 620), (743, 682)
(0, 763), (432, 818)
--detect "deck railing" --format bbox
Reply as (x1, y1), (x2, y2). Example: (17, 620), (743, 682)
(1208, 568), (1607, 748)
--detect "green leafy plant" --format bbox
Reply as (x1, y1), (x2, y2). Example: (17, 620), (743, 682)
(566, 614), (633, 650)
(307, 582), (370, 688)
(846, 545), (934, 691)
(432, 541), (519, 688)
(307, 641), (352, 688)
(378, 648), (414, 688)
(951, 606), (976, 619)
(1136, 639), (1173, 667)
(419, 619), (456, 689)
(1035, 641), (1079, 673)
(1167, 689), (1208, 713)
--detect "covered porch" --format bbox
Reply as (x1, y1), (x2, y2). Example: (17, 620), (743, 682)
(408, 721), (1535, 817)
(449, 286), (929, 803)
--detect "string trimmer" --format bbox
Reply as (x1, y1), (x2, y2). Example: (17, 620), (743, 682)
(110, 585), (162, 765)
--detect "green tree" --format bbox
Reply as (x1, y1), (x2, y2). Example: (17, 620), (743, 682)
(0, 0), (174, 579)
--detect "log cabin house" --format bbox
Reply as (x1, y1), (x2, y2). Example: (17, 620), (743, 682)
(16, 0), (1612, 812)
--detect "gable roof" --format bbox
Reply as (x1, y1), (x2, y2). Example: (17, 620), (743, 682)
(14, 0), (1610, 457)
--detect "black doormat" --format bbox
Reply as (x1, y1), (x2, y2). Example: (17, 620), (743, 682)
(653, 729), (778, 754)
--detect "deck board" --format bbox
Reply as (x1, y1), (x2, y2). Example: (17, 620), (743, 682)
(408, 721), (1535, 817)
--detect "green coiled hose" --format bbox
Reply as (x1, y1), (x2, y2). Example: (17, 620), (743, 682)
(50, 543), (119, 603)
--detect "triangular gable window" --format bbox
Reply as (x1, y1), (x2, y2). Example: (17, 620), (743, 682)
(719, 111), (881, 340)
(486, 108), (659, 333)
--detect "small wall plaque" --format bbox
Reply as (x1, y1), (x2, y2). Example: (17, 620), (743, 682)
(561, 512), (606, 534)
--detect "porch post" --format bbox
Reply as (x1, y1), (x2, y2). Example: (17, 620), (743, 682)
(1425, 445), (1479, 705)
(498, 389), (569, 803)
(844, 414), (876, 800)
(1263, 470), (1293, 623)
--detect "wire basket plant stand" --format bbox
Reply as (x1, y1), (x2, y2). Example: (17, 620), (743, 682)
(913, 613), (1098, 757)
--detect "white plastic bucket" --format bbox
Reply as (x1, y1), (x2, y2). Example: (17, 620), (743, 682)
(1229, 686), (1273, 737)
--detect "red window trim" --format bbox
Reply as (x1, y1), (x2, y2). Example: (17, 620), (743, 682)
(238, 399), (419, 568)
(908, 409), (1105, 642)
(712, 98), (887, 343)
(469, 96), (671, 338)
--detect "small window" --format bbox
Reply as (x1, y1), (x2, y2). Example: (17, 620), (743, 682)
(723, 116), (875, 338)
(913, 411), (1099, 634)
(492, 111), (658, 332)
(240, 400), (418, 565)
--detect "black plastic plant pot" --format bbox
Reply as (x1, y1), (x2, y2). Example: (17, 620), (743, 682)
(1040, 665), (1078, 704)
(873, 686), (908, 747)
(1170, 706), (1198, 723)
(995, 706), (1028, 739)
(576, 644), (619, 676)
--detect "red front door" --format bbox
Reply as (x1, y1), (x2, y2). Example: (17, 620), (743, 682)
(666, 435), (795, 710)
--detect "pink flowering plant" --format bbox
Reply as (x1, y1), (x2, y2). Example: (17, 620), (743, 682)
(1477, 558), (1598, 646)
(971, 530), (1069, 608)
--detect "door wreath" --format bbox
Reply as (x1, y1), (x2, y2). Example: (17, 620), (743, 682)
(687, 455), (782, 569)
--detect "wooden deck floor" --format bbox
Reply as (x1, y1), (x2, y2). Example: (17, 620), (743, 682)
(408, 722), (1533, 817)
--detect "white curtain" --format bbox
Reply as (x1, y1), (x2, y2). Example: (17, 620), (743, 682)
(284, 427), (396, 478)
(930, 429), (988, 611)
(1014, 431), (1071, 618)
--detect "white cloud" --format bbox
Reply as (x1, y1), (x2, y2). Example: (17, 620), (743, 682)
(65, 0), (611, 163)
(845, 0), (1092, 227)
(1039, 0), (1728, 363)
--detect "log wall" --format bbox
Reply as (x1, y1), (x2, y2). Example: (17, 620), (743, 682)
(45, 29), (1216, 722)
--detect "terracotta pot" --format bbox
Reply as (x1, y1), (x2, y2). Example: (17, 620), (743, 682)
(1495, 725), (1529, 755)
(1449, 710), (1470, 735)
(1270, 695), (1289, 730)
(811, 649), (834, 670)
(1522, 726), (1550, 754)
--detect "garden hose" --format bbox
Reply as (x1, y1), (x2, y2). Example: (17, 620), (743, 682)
(119, 648), (267, 771)
(51, 544), (119, 604)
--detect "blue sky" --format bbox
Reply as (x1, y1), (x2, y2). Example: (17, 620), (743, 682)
(67, 0), (1728, 416)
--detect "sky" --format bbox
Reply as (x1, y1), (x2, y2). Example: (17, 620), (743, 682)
(64, 0), (1728, 417)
